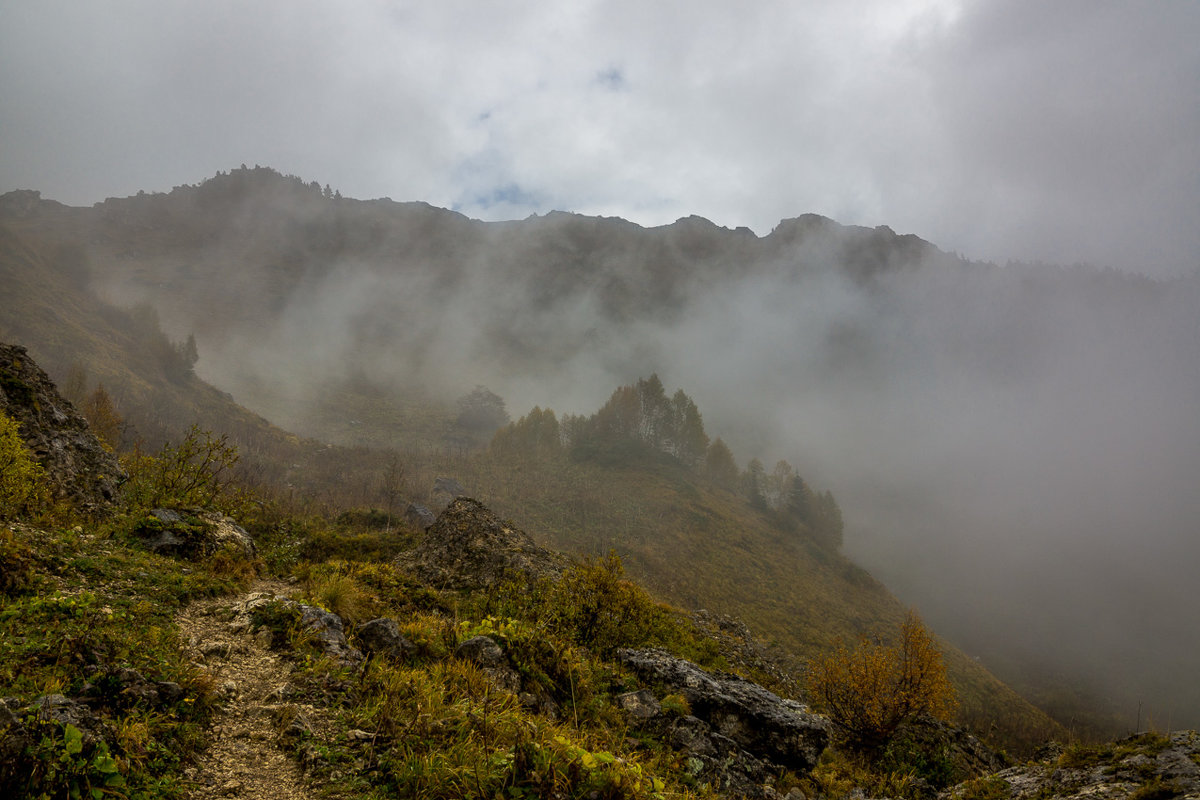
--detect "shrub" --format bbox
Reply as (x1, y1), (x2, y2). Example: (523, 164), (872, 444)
(807, 611), (957, 753)
(544, 552), (675, 658)
(120, 425), (245, 513)
(0, 411), (48, 519)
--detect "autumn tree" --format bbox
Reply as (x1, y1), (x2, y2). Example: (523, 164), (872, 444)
(455, 386), (510, 440)
(704, 437), (739, 491)
(806, 611), (956, 753)
(0, 411), (48, 519)
(79, 383), (122, 451)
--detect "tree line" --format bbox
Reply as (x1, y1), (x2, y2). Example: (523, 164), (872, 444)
(490, 374), (844, 550)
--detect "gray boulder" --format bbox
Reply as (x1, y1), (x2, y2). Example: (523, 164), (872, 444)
(356, 617), (417, 661)
(133, 508), (256, 560)
(618, 647), (829, 774)
(941, 731), (1200, 800)
(405, 503), (436, 530)
(396, 498), (567, 590)
(455, 635), (522, 694)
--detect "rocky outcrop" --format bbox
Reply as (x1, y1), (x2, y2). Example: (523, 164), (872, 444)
(396, 498), (567, 590)
(404, 503), (436, 530)
(617, 647), (829, 797)
(0, 343), (123, 510)
(131, 508), (256, 560)
(942, 731), (1200, 800)
(229, 589), (362, 666)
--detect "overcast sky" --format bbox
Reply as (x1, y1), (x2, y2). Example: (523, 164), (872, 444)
(2, 0), (1198, 276)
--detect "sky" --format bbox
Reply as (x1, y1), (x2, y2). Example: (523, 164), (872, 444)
(2, 0), (1199, 277)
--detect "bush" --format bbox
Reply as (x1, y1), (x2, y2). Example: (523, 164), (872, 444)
(120, 425), (244, 512)
(0, 411), (48, 519)
(807, 611), (957, 753)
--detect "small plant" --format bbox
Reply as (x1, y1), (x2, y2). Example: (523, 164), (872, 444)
(807, 611), (957, 753)
(17, 721), (128, 800)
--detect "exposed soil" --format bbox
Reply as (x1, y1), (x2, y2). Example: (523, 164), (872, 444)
(177, 580), (330, 799)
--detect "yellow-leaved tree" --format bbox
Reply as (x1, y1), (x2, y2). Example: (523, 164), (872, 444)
(807, 610), (957, 752)
(0, 411), (48, 519)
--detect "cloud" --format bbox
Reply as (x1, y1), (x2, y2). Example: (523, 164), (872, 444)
(1, 0), (1197, 277)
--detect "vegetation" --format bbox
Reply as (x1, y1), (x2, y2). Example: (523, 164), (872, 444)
(807, 611), (958, 753)
(0, 410), (48, 519)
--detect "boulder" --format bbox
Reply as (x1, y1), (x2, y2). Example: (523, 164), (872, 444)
(455, 635), (522, 694)
(941, 731), (1200, 800)
(355, 617), (417, 661)
(617, 647), (828, 774)
(132, 508), (256, 560)
(396, 498), (567, 590)
(0, 343), (124, 511)
(231, 590), (362, 666)
(405, 503), (436, 530)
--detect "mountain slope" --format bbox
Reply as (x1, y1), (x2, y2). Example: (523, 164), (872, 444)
(7, 168), (1195, 741)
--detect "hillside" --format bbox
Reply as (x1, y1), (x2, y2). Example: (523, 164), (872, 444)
(1, 190), (1064, 751)
(5, 341), (1199, 800)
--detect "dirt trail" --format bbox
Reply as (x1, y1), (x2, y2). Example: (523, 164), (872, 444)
(177, 579), (329, 799)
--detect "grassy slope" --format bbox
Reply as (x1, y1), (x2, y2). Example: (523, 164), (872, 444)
(455, 449), (1061, 753)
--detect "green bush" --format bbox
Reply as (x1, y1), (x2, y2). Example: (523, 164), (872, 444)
(119, 425), (245, 513)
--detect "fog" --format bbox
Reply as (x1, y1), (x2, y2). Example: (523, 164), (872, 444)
(145, 202), (1200, 729)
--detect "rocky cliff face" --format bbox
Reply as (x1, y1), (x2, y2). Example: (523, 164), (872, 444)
(0, 343), (123, 511)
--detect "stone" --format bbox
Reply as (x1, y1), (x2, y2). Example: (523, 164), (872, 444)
(617, 690), (662, 720)
(133, 509), (256, 561)
(0, 343), (124, 511)
(455, 635), (522, 694)
(396, 498), (567, 590)
(405, 503), (436, 530)
(618, 647), (829, 774)
(356, 617), (417, 661)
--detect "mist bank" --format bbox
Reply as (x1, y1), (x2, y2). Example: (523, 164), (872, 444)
(11, 169), (1199, 729)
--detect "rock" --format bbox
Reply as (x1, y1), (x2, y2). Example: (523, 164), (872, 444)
(941, 731), (1200, 800)
(396, 498), (567, 590)
(617, 690), (662, 720)
(618, 647), (828, 775)
(0, 342), (124, 511)
(299, 605), (362, 665)
(231, 590), (362, 666)
(455, 635), (522, 694)
(430, 477), (467, 510)
(891, 716), (1006, 785)
(31, 694), (110, 750)
(355, 617), (417, 661)
(405, 503), (436, 530)
(132, 508), (256, 561)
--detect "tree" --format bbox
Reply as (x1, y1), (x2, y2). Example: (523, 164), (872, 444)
(742, 458), (768, 510)
(806, 611), (957, 753)
(455, 386), (510, 440)
(0, 411), (48, 519)
(704, 437), (739, 491)
(79, 384), (122, 452)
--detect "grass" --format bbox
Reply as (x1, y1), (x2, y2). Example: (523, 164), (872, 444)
(0, 519), (249, 798)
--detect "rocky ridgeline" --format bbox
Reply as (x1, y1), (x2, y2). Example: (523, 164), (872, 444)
(942, 732), (1200, 800)
(0, 342), (123, 511)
